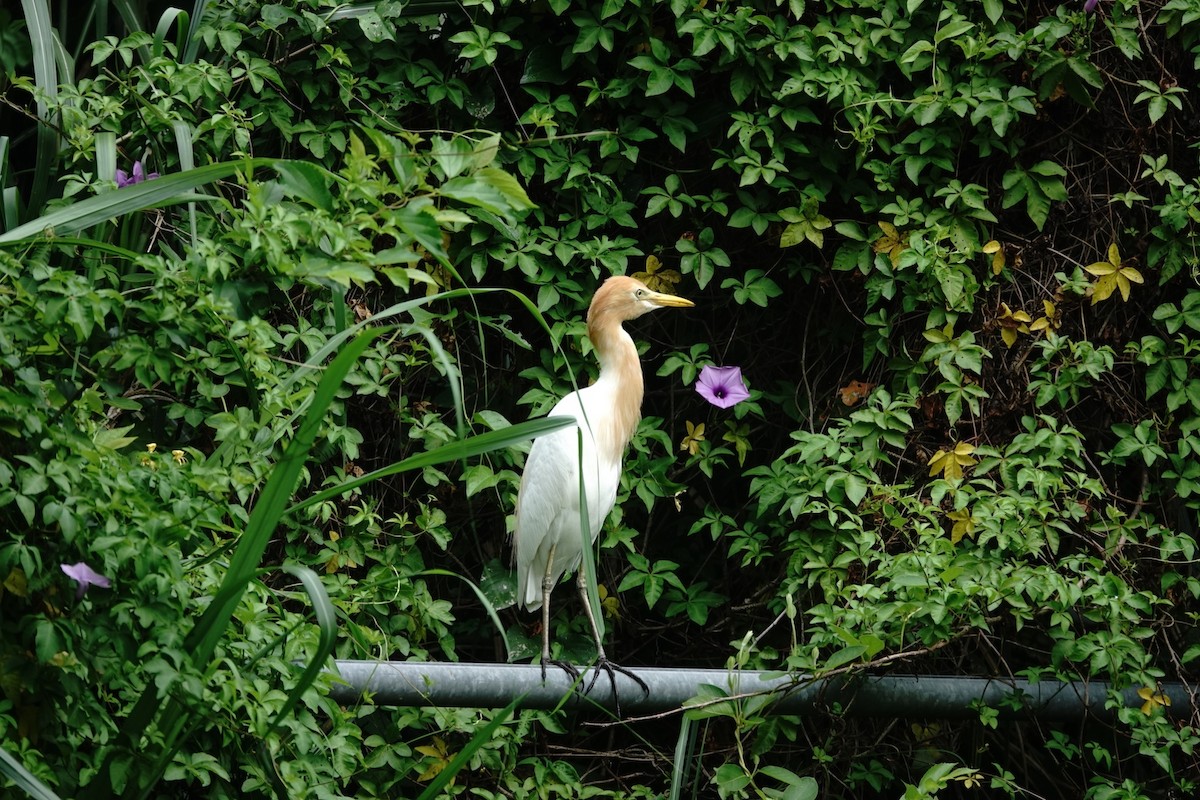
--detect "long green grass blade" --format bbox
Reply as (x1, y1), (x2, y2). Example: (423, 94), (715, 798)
(153, 7), (187, 59)
(23, 235), (143, 261)
(181, 0), (215, 64)
(669, 715), (698, 800)
(577, 429), (604, 644)
(0, 137), (16, 233)
(287, 415), (575, 517)
(220, 286), (552, 469)
(171, 121), (198, 243)
(95, 132), (116, 192)
(0, 187), (17, 234)
(0, 158), (278, 243)
(109, 0), (150, 61)
(264, 565), (338, 739)
(413, 695), (523, 800)
(419, 568), (512, 657)
(0, 745), (62, 800)
(19, 0), (58, 219)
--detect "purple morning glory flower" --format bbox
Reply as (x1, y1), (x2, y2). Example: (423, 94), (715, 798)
(61, 562), (111, 599)
(695, 365), (750, 409)
(1084, 0), (1099, 11)
(115, 161), (159, 188)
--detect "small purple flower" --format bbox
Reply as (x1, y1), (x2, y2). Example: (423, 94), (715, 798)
(61, 562), (111, 599)
(695, 365), (750, 409)
(115, 161), (159, 188)
(1084, 0), (1099, 11)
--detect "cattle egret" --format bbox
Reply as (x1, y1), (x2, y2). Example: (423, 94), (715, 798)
(514, 275), (694, 687)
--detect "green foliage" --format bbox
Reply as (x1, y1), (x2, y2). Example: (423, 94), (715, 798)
(4, 0), (1200, 797)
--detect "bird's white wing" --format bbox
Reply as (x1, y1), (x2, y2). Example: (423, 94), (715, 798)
(514, 389), (620, 610)
(514, 418), (578, 610)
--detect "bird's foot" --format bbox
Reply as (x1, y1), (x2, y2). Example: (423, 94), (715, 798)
(542, 658), (582, 685)
(585, 656), (649, 717)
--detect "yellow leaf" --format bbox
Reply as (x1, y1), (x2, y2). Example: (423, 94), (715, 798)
(873, 221), (908, 266)
(996, 303), (1031, 347)
(911, 721), (941, 742)
(1085, 242), (1121, 276)
(961, 773), (984, 789)
(983, 240), (1005, 275)
(875, 221), (899, 243)
(417, 761), (447, 783)
(415, 740), (448, 759)
(1138, 686), (1171, 715)
(1116, 266), (1145, 301)
(1090, 273), (1118, 304)
(947, 508), (975, 544)
(632, 254), (683, 293)
(599, 583), (621, 620)
(928, 442), (977, 482)
(1029, 299), (1060, 335)
(680, 420), (705, 455)
(4, 567), (28, 598)
(415, 736), (455, 783)
(1087, 244), (1142, 305)
(1084, 260), (1116, 277)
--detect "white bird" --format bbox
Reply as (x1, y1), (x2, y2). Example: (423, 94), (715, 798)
(514, 275), (694, 684)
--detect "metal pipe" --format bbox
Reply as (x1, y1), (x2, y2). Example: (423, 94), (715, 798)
(328, 661), (1195, 720)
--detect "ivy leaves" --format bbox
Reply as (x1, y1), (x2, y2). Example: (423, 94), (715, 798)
(1001, 161), (1067, 231)
(779, 198), (832, 249)
(628, 37), (698, 97)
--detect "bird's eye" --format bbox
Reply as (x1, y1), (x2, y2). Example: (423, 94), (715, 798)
(635, 289), (645, 298)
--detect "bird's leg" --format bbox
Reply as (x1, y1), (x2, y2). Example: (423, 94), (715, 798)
(539, 544), (580, 684)
(575, 569), (649, 713)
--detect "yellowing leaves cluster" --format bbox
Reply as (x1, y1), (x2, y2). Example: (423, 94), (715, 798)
(415, 736), (455, 783)
(632, 255), (683, 294)
(946, 508), (976, 544)
(1085, 243), (1143, 304)
(995, 300), (1060, 347)
(873, 221), (908, 266)
(680, 420), (705, 455)
(928, 442), (977, 481)
(996, 303), (1032, 347)
(1138, 686), (1171, 716)
(983, 240), (1005, 276)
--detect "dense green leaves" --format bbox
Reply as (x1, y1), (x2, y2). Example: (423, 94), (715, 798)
(4, 0), (1200, 798)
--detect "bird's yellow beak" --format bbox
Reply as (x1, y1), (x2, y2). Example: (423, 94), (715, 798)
(645, 290), (695, 309)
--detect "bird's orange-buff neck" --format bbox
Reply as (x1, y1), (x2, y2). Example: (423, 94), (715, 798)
(586, 295), (644, 461)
